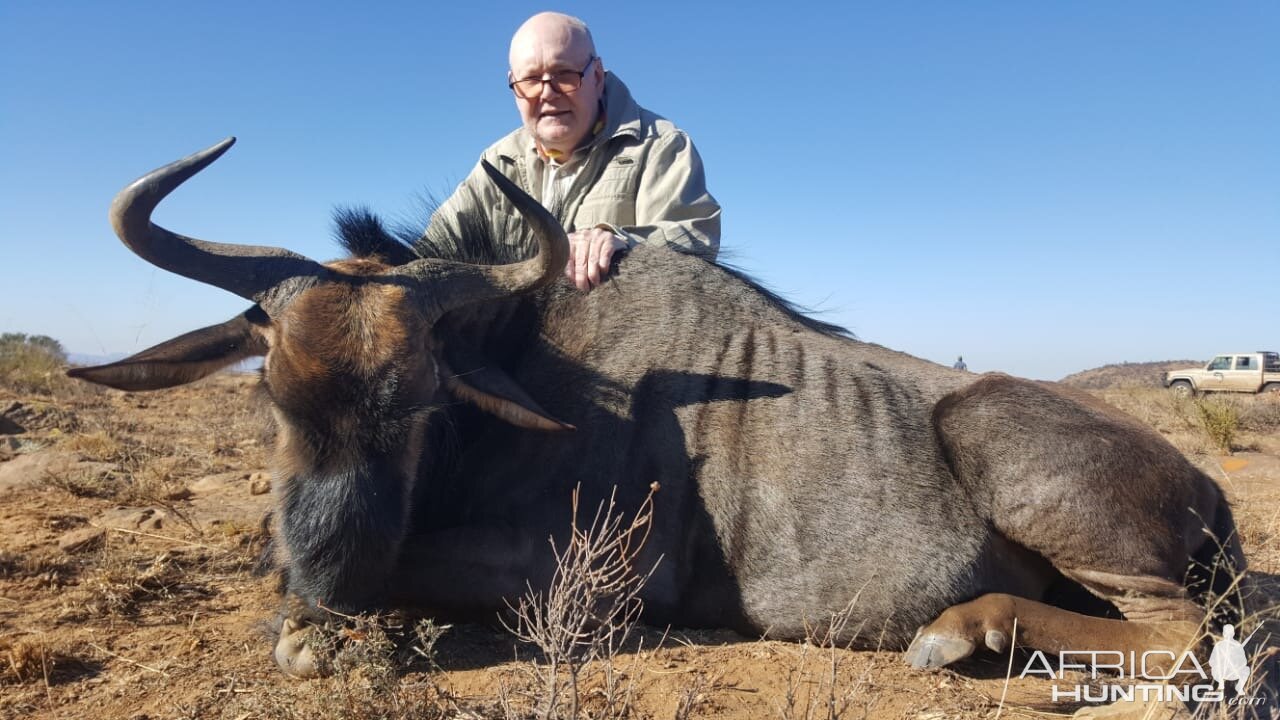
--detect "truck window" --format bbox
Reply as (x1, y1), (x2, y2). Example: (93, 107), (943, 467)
(1235, 356), (1253, 370)
(1208, 356), (1231, 371)
(1266, 353), (1280, 372)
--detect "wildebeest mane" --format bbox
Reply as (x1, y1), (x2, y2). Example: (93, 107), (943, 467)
(330, 204), (851, 339)
(712, 256), (853, 339)
(331, 206), (419, 266)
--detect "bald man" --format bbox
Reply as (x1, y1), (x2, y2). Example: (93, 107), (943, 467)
(425, 12), (720, 290)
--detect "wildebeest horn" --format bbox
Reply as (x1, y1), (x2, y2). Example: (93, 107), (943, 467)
(110, 137), (328, 316)
(395, 160), (570, 315)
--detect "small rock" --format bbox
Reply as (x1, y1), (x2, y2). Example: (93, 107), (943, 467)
(0, 451), (80, 494)
(58, 526), (106, 553)
(249, 472), (271, 495)
(188, 471), (246, 495)
(95, 506), (171, 532)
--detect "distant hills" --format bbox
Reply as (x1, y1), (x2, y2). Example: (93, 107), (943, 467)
(1059, 360), (1201, 389)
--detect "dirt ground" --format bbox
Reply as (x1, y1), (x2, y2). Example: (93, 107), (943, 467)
(1, 373), (1277, 719)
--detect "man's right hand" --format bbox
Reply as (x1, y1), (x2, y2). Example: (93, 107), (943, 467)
(565, 227), (627, 291)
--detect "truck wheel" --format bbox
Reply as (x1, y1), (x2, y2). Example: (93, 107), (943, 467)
(1264, 383), (1280, 395)
(1169, 380), (1194, 397)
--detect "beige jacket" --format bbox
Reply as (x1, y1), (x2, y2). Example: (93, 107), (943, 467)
(426, 73), (720, 259)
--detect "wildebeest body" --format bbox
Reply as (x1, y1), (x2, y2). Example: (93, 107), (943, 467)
(393, 243), (1222, 646)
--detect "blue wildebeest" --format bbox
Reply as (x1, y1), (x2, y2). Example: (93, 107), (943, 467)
(71, 139), (1245, 682)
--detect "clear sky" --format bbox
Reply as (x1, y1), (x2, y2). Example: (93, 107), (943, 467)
(2, 1), (1276, 380)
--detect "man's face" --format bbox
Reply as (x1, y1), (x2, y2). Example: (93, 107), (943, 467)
(508, 33), (604, 156)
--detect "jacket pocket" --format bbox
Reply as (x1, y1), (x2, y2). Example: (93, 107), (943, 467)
(574, 192), (636, 229)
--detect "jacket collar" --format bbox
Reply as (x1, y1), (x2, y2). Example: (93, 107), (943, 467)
(596, 72), (642, 144)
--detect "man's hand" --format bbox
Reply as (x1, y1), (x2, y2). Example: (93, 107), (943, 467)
(565, 227), (628, 291)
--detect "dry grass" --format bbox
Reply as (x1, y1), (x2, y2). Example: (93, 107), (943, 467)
(1093, 387), (1280, 456)
(67, 548), (212, 620)
(58, 430), (122, 460)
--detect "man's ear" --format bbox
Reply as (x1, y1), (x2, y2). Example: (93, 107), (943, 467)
(68, 307), (270, 391)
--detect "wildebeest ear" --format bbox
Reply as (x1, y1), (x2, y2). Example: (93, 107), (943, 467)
(68, 307), (269, 391)
(439, 358), (574, 432)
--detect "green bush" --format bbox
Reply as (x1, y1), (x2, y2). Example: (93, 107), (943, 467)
(1193, 397), (1239, 454)
(0, 333), (70, 395)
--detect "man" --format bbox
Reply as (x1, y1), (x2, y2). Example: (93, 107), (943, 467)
(426, 12), (720, 291)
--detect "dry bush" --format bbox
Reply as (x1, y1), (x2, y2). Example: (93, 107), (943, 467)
(501, 484), (660, 720)
(0, 334), (72, 396)
(1196, 398), (1242, 455)
(0, 634), (95, 687)
(300, 611), (450, 681)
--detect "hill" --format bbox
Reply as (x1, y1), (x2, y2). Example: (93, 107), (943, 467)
(1059, 359), (1202, 389)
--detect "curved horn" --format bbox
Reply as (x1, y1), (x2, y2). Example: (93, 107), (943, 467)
(396, 160), (569, 316)
(110, 137), (328, 315)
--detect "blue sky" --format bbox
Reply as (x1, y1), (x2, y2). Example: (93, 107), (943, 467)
(2, 1), (1276, 380)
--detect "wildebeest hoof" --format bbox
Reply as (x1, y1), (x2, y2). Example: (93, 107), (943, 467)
(904, 628), (976, 669)
(984, 629), (1009, 653)
(274, 617), (325, 678)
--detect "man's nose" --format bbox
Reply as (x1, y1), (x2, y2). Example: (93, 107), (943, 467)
(539, 79), (563, 101)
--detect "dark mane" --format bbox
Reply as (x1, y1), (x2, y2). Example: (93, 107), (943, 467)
(331, 206), (418, 266)
(331, 203), (850, 339)
(713, 259), (853, 339)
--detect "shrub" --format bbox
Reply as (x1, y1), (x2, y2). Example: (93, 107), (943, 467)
(1194, 397), (1240, 454)
(0, 333), (70, 395)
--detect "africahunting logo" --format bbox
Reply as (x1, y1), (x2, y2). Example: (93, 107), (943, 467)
(1019, 624), (1264, 708)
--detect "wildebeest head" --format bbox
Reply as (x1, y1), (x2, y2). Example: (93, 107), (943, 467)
(69, 138), (571, 612)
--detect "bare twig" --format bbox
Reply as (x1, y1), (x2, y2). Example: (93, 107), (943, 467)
(502, 482), (662, 719)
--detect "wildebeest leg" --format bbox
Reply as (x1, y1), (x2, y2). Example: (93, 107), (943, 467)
(908, 375), (1241, 672)
(904, 588), (1200, 671)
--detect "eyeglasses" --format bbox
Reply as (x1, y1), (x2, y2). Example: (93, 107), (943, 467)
(509, 56), (596, 99)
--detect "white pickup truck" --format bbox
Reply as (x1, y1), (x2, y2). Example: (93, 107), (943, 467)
(1164, 352), (1280, 396)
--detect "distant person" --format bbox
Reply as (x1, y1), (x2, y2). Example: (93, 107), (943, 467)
(953, 356), (968, 371)
(425, 11), (720, 291)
